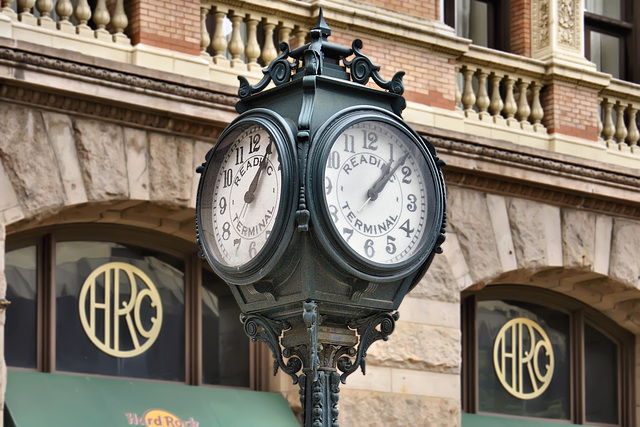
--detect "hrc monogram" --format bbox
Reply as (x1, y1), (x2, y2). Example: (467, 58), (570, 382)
(79, 262), (163, 358)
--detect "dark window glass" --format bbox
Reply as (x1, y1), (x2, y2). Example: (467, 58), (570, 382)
(5, 246), (37, 369)
(55, 241), (185, 381)
(202, 269), (250, 387)
(585, 323), (618, 424)
(477, 300), (571, 420)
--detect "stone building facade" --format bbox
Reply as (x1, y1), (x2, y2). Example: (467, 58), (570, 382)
(0, 0), (639, 426)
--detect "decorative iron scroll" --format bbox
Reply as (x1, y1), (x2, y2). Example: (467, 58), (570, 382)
(236, 8), (405, 99)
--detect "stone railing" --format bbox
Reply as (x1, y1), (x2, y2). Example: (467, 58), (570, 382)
(455, 46), (547, 133)
(200, 4), (309, 73)
(1, 0), (129, 44)
(598, 79), (640, 153)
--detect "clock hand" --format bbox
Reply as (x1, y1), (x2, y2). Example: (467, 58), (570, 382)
(243, 140), (273, 205)
(365, 152), (409, 202)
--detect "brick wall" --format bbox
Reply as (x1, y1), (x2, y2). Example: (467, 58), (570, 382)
(126, 0), (201, 56)
(541, 83), (599, 141)
(510, 0), (532, 57)
(331, 31), (457, 110)
(355, 0), (439, 20)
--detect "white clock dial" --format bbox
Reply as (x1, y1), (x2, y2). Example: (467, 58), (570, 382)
(210, 124), (281, 267)
(323, 120), (429, 264)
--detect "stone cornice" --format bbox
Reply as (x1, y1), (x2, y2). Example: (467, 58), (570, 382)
(428, 134), (640, 219)
(0, 41), (240, 140)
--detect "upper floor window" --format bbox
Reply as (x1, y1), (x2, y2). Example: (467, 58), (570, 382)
(584, 0), (636, 82)
(462, 286), (634, 426)
(5, 225), (252, 388)
(444, 0), (509, 51)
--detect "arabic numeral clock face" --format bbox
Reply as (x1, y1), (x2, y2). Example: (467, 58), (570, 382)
(321, 119), (437, 271)
(198, 117), (292, 275)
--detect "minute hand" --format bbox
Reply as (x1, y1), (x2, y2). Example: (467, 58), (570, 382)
(244, 140), (273, 204)
(366, 152), (409, 201)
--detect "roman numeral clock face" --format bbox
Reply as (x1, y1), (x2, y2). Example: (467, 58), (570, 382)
(208, 124), (282, 267)
(322, 120), (433, 266)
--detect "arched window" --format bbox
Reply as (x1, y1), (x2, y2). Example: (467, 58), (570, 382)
(4, 224), (253, 387)
(462, 285), (634, 426)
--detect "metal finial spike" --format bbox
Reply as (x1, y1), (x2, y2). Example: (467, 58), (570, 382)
(312, 7), (331, 38)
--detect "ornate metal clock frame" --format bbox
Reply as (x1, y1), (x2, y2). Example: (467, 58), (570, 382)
(196, 9), (446, 427)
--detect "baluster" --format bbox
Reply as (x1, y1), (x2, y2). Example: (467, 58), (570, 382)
(75, 0), (93, 37)
(56, 0), (74, 32)
(515, 79), (531, 128)
(200, 6), (211, 59)
(503, 77), (517, 125)
(530, 82), (544, 131)
(245, 15), (260, 71)
(262, 19), (277, 66)
(601, 99), (615, 147)
(279, 22), (293, 46)
(454, 66), (462, 112)
(36, 0), (54, 28)
(211, 8), (229, 66)
(489, 73), (504, 122)
(294, 26), (306, 49)
(2, 0), (18, 21)
(626, 105), (639, 151)
(17, 0), (36, 25)
(475, 69), (490, 119)
(614, 102), (628, 150)
(228, 12), (246, 69)
(112, 0), (129, 44)
(461, 66), (476, 116)
(93, 0), (111, 41)
(597, 109), (603, 142)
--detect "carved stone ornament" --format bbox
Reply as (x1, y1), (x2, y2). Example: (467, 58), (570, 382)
(533, 0), (551, 51)
(557, 0), (581, 51)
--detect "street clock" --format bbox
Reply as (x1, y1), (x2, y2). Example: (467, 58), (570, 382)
(196, 109), (297, 284)
(308, 107), (445, 282)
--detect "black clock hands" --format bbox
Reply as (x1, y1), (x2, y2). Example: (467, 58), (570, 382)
(240, 140), (273, 217)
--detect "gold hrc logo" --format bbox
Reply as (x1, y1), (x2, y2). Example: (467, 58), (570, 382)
(493, 317), (554, 400)
(79, 262), (163, 358)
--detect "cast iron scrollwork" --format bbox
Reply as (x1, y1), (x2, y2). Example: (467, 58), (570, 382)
(240, 313), (302, 383)
(336, 311), (399, 383)
(343, 39), (405, 95)
(238, 42), (294, 99)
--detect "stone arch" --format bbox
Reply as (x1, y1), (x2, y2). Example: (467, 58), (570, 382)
(414, 186), (640, 334)
(0, 102), (214, 241)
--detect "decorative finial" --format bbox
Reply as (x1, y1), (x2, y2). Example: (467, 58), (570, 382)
(312, 7), (331, 39)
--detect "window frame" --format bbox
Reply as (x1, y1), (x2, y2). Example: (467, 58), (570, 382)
(584, 0), (636, 82)
(444, 0), (510, 52)
(462, 285), (635, 426)
(4, 224), (258, 389)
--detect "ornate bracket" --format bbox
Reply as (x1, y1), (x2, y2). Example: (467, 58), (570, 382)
(238, 43), (294, 98)
(240, 313), (302, 383)
(337, 311), (399, 383)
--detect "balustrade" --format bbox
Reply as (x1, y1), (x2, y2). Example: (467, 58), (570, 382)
(200, 5), (307, 72)
(598, 97), (639, 152)
(2, 0), (129, 44)
(456, 64), (545, 132)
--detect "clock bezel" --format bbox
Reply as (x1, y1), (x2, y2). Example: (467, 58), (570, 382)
(307, 107), (445, 281)
(196, 108), (298, 284)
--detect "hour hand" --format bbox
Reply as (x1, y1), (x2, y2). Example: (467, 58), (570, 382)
(366, 152), (408, 201)
(243, 140), (273, 204)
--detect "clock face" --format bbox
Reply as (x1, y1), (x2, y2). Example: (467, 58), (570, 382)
(206, 123), (282, 267)
(322, 120), (433, 265)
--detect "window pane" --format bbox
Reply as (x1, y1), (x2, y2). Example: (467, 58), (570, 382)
(202, 269), (250, 387)
(55, 241), (185, 381)
(477, 300), (571, 420)
(585, 324), (618, 424)
(456, 0), (489, 47)
(585, 0), (622, 20)
(5, 246), (37, 369)
(590, 32), (621, 78)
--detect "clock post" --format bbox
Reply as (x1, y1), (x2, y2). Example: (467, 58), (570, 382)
(195, 9), (446, 426)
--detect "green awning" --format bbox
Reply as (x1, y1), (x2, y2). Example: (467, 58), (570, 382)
(5, 370), (298, 427)
(462, 413), (581, 426)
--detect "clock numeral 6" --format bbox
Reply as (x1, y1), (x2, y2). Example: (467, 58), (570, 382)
(249, 241), (257, 258)
(364, 239), (375, 258)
